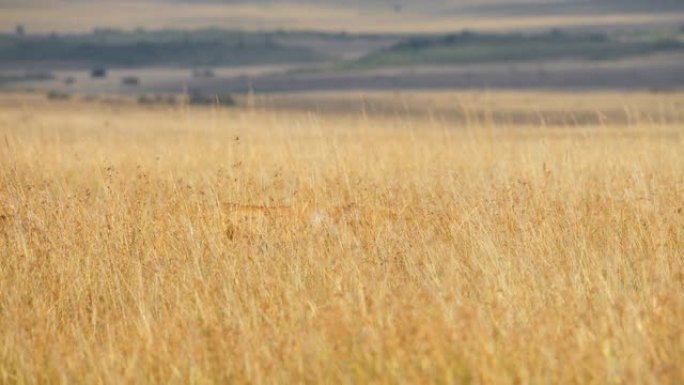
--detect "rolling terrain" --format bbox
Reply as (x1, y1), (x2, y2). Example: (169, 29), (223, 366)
(0, 92), (682, 384)
(2, 0), (682, 34)
(1, 0), (683, 95)
(2, 27), (683, 95)
(2, 1), (683, 384)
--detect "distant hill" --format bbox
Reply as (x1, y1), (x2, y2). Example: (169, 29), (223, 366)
(352, 29), (684, 68)
(2, 0), (682, 35)
(465, 0), (684, 16)
(0, 29), (329, 68)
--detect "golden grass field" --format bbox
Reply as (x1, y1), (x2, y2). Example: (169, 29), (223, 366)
(0, 92), (683, 384)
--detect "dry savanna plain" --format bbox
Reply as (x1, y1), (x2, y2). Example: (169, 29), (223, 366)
(0, 92), (683, 384)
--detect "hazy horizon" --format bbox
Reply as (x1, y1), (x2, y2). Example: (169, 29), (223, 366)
(2, 0), (683, 34)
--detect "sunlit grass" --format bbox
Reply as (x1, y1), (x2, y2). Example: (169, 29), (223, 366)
(0, 93), (683, 384)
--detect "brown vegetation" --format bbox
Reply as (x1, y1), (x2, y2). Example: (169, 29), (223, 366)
(0, 93), (682, 384)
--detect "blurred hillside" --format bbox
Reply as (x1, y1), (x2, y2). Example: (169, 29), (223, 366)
(2, 0), (682, 34)
(1, 0), (682, 94)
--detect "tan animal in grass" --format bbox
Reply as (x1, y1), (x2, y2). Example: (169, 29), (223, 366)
(221, 200), (413, 242)
(222, 201), (362, 241)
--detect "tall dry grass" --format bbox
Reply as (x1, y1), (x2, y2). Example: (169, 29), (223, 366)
(0, 94), (683, 384)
